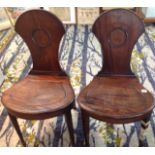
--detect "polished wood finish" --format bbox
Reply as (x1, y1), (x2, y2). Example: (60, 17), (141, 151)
(2, 10), (75, 146)
(3, 75), (74, 119)
(78, 77), (154, 123)
(9, 113), (26, 147)
(15, 9), (65, 75)
(65, 110), (75, 145)
(77, 9), (155, 146)
(93, 9), (145, 76)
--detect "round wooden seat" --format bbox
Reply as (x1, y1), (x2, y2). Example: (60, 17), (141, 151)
(78, 76), (154, 123)
(1, 10), (75, 146)
(77, 9), (155, 146)
(2, 75), (74, 119)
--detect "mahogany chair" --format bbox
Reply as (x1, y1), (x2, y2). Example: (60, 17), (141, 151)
(77, 9), (155, 146)
(1, 10), (75, 146)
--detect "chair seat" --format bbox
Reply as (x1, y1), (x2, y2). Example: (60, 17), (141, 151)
(78, 76), (155, 123)
(2, 75), (74, 119)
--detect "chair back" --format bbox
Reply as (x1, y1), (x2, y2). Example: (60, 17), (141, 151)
(15, 9), (65, 75)
(92, 9), (145, 76)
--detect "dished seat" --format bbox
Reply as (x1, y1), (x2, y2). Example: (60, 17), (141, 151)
(2, 75), (74, 119)
(78, 76), (154, 123)
(77, 9), (155, 146)
(1, 9), (75, 146)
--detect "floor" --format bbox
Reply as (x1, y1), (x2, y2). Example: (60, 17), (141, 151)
(0, 24), (155, 146)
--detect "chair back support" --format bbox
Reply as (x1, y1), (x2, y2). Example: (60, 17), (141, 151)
(92, 9), (145, 76)
(15, 9), (65, 75)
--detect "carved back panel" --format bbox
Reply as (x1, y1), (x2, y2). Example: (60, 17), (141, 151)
(92, 9), (145, 76)
(15, 9), (65, 75)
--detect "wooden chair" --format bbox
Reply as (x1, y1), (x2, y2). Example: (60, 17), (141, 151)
(1, 10), (75, 146)
(77, 9), (155, 146)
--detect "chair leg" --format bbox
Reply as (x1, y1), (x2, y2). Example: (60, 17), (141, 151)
(65, 110), (75, 146)
(81, 109), (89, 146)
(72, 100), (77, 110)
(139, 117), (150, 147)
(9, 113), (26, 147)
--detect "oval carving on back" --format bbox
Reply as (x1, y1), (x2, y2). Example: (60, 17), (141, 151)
(109, 27), (128, 48)
(32, 28), (52, 48)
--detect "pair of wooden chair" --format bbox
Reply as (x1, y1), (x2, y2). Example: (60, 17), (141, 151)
(1, 9), (155, 147)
